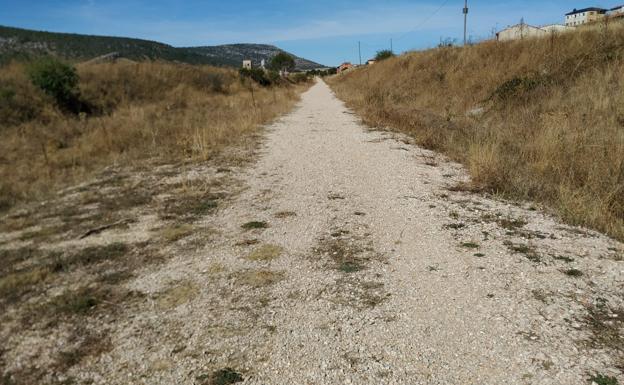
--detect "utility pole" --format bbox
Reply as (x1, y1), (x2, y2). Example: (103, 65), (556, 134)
(390, 38), (393, 53)
(358, 41), (362, 65)
(463, 0), (469, 46)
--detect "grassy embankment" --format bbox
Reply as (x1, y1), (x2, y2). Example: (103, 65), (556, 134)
(328, 22), (624, 241)
(0, 60), (305, 211)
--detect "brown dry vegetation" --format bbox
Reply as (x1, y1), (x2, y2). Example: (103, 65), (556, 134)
(0, 58), (307, 383)
(0, 60), (304, 211)
(328, 22), (624, 241)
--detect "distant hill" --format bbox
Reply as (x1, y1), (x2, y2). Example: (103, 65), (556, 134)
(0, 25), (325, 70)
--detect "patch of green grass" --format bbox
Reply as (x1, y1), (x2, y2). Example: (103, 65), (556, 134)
(474, 253), (486, 258)
(589, 374), (619, 385)
(274, 211), (296, 219)
(460, 242), (480, 249)
(247, 244), (283, 262)
(339, 261), (363, 273)
(209, 368), (243, 385)
(241, 221), (268, 230)
(503, 241), (541, 263)
(444, 223), (466, 230)
(564, 268), (583, 277)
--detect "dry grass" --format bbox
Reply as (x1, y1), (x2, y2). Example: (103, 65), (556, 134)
(246, 244), (283, 262)
(157, 281), (200, 310)
(235, 270), (284, 288)
(158, 224), (195, 243)
(329, 22), (624, 241)
(0, 61), (303, 211)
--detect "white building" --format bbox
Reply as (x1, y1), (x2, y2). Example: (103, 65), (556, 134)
(496, 23), (547, 41)
(497, 22), (574, 42)
(541, 24), (575, 33)
(609, 4), (624, 15)
(242, 60), (252, 69)
(565, 7), (607, 26)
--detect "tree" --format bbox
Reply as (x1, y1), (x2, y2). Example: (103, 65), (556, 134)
(269, 52), (296, 73)
(375, 50), (395, 61)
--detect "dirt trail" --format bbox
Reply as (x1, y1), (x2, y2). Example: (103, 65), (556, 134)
(4, 80), (623, 384)
(140, 79), (622, 384)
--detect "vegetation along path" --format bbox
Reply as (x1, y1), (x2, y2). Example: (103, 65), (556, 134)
(3, 80), (624, 384)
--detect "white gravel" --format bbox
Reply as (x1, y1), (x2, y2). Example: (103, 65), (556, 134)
(70, 80), (623, 384)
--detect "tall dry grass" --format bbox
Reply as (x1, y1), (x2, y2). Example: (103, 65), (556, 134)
(0, 61), (303, 211)
(328, 22), (624, 241)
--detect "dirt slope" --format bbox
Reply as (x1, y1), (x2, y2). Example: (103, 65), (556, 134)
(1, 80), (623, 384)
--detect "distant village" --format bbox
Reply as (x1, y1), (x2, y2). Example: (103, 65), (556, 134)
(241, 4), (624, 75)
(496, 4), (624, 42)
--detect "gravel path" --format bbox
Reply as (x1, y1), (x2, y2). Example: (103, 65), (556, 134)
(81, 80), (623, 384)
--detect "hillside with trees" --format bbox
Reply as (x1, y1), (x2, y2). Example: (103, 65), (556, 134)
(0, 25), (324, 70)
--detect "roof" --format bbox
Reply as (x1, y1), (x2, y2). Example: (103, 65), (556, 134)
(499, 23), (543, 31)
(565, 7), (607, 16)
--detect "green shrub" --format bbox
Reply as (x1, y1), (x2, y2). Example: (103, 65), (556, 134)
(26, 57), (80, 111)
(490, 74), (552, 102)
(589, 374), (618, 385)
(266, 70), (281, 84)
(375, 50), (395, 61)
(291, 72), (310, 83)
(239, 68), (272, 87)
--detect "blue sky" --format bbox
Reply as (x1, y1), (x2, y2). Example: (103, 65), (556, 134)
(0, 1), (609, 66)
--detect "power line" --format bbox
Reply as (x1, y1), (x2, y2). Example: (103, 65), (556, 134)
(354, 0), (455, 63)
(394, 0), (452, 42)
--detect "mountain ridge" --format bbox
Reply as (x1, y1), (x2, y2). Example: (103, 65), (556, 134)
(0, 25), (325, 70)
